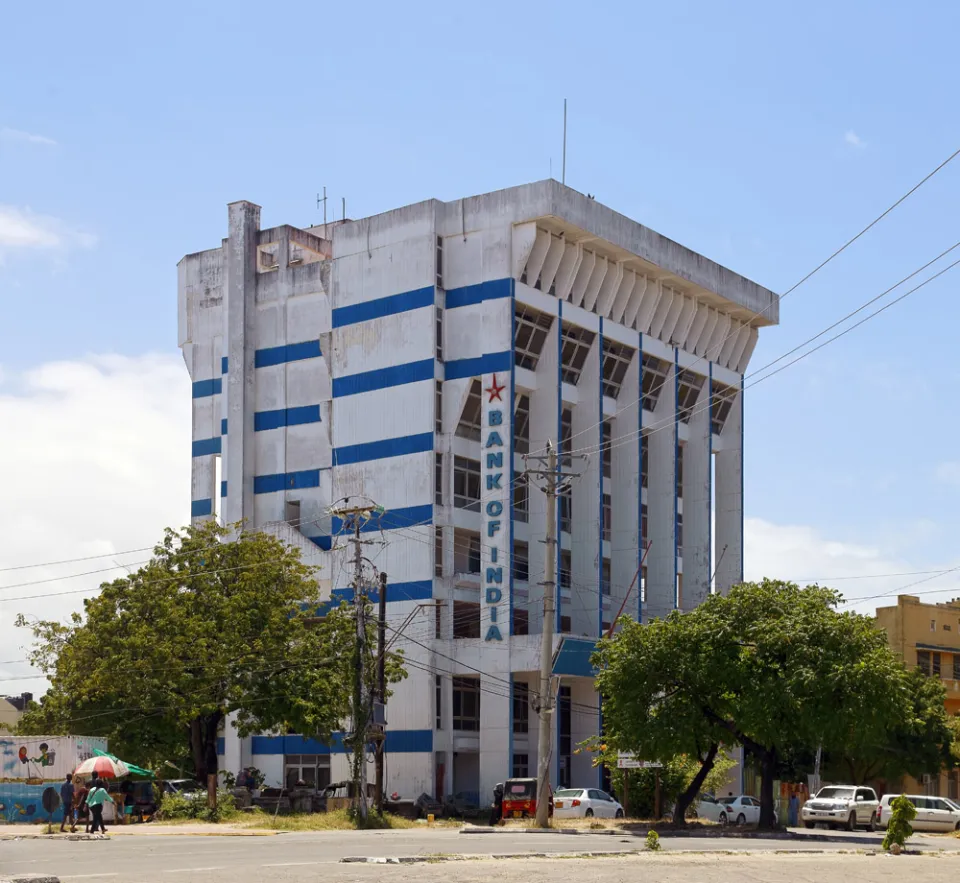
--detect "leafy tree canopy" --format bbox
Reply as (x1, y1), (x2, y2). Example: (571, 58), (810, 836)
(17, 521), (405, 793)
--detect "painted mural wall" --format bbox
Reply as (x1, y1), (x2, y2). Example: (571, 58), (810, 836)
(0, 735), (108, 823)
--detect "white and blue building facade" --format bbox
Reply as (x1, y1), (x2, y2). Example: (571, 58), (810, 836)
(177, 181), (779, 804)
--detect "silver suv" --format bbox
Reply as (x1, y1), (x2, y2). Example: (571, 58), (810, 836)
(801, 785), (879, 831)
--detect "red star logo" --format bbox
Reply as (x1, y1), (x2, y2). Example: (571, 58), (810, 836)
(485, 374), (505, 403)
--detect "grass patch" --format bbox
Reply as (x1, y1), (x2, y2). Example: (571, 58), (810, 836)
(239, 808), (418, 831)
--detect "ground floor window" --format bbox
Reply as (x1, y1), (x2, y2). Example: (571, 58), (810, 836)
(284, 754), (331, 790)
(513, 753), (529, 777)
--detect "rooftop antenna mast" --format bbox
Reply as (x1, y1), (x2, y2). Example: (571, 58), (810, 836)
(317, 187), (328, 236)
(562, 98), (567, 185)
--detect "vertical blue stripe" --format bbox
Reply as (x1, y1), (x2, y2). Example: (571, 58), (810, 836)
(556, 299), (563, 634)
(597, 317), (604, 639)
(673, 348), (680, 610)
(221, 480), (228, 498)
(221, 356), (228, 375)
(708, 363), (713, 595)
(221, 418), (228, 435)
(509, 278), (516, 638)
(637, 332), (644, 624)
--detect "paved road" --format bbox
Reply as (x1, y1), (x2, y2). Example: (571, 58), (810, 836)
(2, 827), (958, 882)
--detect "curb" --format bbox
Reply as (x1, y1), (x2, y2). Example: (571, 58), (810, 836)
(0, 834), (109, 842)
(341, 850), (642, 864)
(1, 875), (62, 883)
(459, 825), (886, 844)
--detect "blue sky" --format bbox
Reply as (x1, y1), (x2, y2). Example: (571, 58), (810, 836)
(2, 0), (960, 687)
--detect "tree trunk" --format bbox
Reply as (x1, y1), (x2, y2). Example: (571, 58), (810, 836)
(673, 743), (720, 827)
(189, 719), (207, 782)
(758, 747), (778, 829)
(203, 712), (222, 809)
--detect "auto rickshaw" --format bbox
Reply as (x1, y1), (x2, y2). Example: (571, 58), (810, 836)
(500, 777), (553, 820)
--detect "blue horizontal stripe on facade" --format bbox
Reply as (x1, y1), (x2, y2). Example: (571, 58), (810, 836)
(221, 357), (228, 375)
(333, 580), (433, 605)
(331, 503), (432, 535)
(254, 405), (322, 432)
(332, 358), (434, 398)
(221, 418), (228, 435)
(334, 432), (433, 466)
(192, 378), (222, 398)
(445, 278), (512, 309)
(332, 285), (435, 328)
(217, 737), (225, 755)
(444, 350), (512, 380)
(254, 468), (324, 494)
(192, 437), (222, 457)
(254, 339), (322, 369)
(251, 729), (432, 756)
(220, 481), (228, 498)
(191, 499), (212, 517)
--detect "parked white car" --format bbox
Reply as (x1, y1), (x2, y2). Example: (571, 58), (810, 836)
(879, 794), (960, 832)
(695, 795), (770, 826)
(801, 786), (879, 831)
(553, 788), (624, 819)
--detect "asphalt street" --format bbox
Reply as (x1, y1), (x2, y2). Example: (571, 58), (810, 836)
(3, 827), (960, 882)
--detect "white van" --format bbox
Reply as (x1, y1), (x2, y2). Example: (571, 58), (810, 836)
(878, 794), (960, 832)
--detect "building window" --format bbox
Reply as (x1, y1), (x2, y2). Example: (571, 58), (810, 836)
(514, 471), (529, 523)
(602, 420), (612, 478)
(512, 753), (530, 778)
(513, 541), (529, 582)
(933, 652), (942, 677)
(560, 614), (572, 632)
(602, 338), (634, 398)
(558, 686), (572, 788)
(677, 512), (683, 558)
(641, 438), (648, 488)
(642, 355), (671, 412)
(453, 601), (481, 639)
(453, 456), (481, 512)
(436, 380), (443, 435)
(931, 620), (937, 631)
(436, 236), (443, 289)
(456, 380), (483, 441)
(514, 305), (554, 370)
(435, 601), (443, 639)
(284, 754), (331, 790)
(454, 529), (482, 574)
(452, 676), (480, 730)
(514, 607), (529, 635)
(918, 650), (931, 675)
(602, 494), (612, 542)
(677, 369), (705, 423)
(953, 655), (960, 681)
(561, 407), (573, 467)
(602, 558), (611, 596)
(560, 322), (596, 385)
(641, 503), (648, 543)
(436, 676), (443, 729)
(436, 307), (444, 363)
(641, 566), (647, 603)
(559, 490), (572, 534)
(435, 526), (443, 578)
(513, 681), (530, 734)
(677, 443), (684, 499)
(711, 382), (736, 436)
(435, 453), (443, 506)
(514, 394), (531, 454)
(560, 550), (572, 590)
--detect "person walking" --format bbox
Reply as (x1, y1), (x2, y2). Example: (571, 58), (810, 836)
(59, 773), (76, 833)
(489, 783), (504, 826)
(86, 777), (114, 835)
(74, 779), (90, 833)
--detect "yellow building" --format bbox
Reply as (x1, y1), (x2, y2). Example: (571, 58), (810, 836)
(875, 595), (960, 798)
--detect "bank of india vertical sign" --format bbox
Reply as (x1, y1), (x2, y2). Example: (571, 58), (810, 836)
(482, 372), (509, 641)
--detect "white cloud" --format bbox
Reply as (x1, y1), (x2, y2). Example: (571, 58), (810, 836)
(935, 461), (960, 487)
(0, 354), (191, 693)
(744, 516), (960, 614)
(0, 127), (57, 147)
(0, 205), (96, 254)
(844, 130), (865, 149)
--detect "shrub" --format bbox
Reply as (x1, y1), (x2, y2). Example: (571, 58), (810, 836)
(645, 830), (661, 851)
(157, 788), (239, 822)
(882, 795), (917, 853)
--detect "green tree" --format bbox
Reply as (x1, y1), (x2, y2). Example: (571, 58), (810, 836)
(882, 794), (917, 852)
(17, 521), (405, 806)
(594, 610), (735, 825)
(596, 579), (909, 829)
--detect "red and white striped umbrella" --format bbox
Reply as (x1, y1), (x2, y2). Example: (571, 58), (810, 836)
(74, 755), (130, 780)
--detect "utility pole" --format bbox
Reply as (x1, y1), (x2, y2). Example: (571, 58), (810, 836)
(524, 441), (581, 828)
(375, 570), (388, 813)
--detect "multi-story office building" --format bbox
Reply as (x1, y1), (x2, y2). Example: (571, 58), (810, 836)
(178, 180), (779, 802)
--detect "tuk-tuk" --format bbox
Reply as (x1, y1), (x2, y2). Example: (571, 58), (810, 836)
(501, 777), (553, 819)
